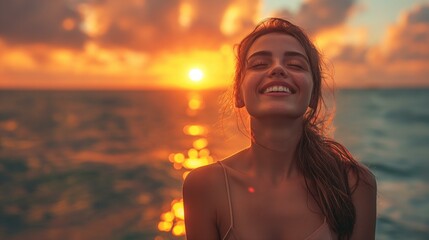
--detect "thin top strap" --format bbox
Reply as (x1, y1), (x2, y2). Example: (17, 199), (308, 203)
(217, 161), (234, 240)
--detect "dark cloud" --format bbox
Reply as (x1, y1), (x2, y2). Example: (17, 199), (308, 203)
(92, 0), (182, 49)
(0, 0), (260, 52)
(406, 3), (429, 24)
(95, 0), (246, 52)
(0, 0), (259, 52)
(275, 0), (356, 34)
(0, 0), (87, 48)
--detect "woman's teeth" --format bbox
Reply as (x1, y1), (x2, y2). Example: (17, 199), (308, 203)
(263, 85), (291, 94)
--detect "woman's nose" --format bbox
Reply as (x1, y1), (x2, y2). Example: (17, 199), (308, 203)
(269, 63), (287, 78)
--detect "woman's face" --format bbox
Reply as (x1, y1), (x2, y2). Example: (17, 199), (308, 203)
(237, 33), (313, 120)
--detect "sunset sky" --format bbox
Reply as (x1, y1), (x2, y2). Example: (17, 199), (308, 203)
(0, 0), (428, 90)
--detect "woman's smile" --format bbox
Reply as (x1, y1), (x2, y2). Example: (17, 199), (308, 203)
(259, 80), (296, 95)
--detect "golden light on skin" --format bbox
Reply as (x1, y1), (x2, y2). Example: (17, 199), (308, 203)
(179, 2), (193, 28)
(182, 171), (191, 179)
(62, 18), (76, 31)
(188, 68), (204, 82)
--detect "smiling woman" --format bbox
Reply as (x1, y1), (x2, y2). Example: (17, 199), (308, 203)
(183, 18), (377, 240)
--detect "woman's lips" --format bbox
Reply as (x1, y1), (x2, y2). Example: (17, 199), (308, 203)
(259, 81), (297, 94)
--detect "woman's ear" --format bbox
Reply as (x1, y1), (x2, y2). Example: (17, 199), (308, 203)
(235, 92), (245, 108)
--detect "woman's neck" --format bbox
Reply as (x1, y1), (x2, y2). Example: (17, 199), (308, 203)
(245, 116), (303, 183)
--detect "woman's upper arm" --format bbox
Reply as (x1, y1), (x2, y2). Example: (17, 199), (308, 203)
(350, 169), (377, 240)
(183, 166), (220, 240)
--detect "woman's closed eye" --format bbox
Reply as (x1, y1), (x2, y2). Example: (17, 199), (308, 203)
(249, 61), (270, 69)
(286, 60), (307, 70)
(247, 58), (270, 70)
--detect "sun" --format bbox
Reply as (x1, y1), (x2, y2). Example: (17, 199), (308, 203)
(188, 68), (204, 82)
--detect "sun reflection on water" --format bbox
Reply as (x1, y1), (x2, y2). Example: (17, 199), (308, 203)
(183, 124), (208, 136)
(157, 92), (214, 238)
(186, 92), (204, 116)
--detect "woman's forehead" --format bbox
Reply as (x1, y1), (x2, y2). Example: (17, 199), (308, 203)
(247, 33), (307, 58)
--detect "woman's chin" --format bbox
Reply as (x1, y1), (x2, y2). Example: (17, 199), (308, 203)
(249, 109), (306, 120)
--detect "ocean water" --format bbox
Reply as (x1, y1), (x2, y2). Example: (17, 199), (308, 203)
(0, 89), (428, 240)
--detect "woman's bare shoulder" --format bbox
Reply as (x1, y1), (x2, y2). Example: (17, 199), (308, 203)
(183, 149), (248, 196)
(183, 162), (232, 239)
(348, 165), (377, 239)
(184, 150), (245, 191)
(184, 162), (222, 184)
(182, 163), (224, 225)
(217, 148), (248, 168)
(348, 164), (377, 192)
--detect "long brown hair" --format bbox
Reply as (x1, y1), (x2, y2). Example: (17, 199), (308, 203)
(232, 18), (370, 239)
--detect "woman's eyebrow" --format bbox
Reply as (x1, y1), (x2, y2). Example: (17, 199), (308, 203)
(247, 50), (309, 63)
(247, 51), (271, 61)
(284, 51), (310, 63)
